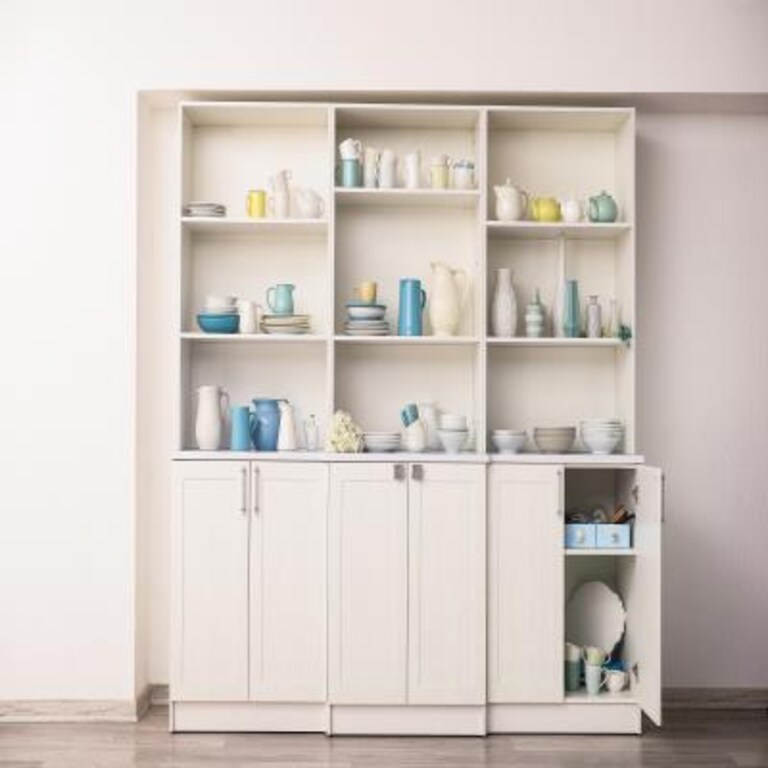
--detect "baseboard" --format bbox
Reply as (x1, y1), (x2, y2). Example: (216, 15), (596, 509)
(0, 697), (141, 723)
(663, 688), (768, 710)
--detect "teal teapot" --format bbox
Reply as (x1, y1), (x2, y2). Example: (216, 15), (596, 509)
(588, 191), (619, 223)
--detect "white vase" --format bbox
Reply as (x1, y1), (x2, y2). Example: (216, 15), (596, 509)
(429, 261), (468, 336)
(491, 268), (517, 337)
(195, 385), (228, 450)
(418, 401), (441, 451)
(277, 401), (298, 451)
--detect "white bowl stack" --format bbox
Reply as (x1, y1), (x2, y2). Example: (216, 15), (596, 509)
(580, 418), (624, 455)
(533, 426), (577, 454)
(203, 295), (237, 314)
(363, 431), (401, 452)
(437, 414), (468, 454)
(491, 429), (527, 454)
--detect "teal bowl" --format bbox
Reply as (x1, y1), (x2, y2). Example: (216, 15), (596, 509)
(197, 313), (240, 334)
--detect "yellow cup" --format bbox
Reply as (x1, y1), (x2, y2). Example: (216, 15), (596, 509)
(355, 281), (378, 304)
(246, 189), (267, 218)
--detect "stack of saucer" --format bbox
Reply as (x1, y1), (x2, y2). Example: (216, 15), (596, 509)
(345, 302), (389, 336)
(260, 314), (310, 335)
(580, 418), (624, 455)
(363, 431), (401, 452)
(183, 201), (226, 218)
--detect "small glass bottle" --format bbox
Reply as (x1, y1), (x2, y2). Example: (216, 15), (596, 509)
(304, 415), (319, 452)
(586, 295), (602, 338)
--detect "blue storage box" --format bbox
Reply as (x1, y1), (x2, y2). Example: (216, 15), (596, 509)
(565, 523), (597, 549)
(596, 523), (632, 549)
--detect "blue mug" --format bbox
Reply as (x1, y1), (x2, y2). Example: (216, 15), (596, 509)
(250, 398), (282, 451)
(398, 278), (427, 336)
(230, 405), (253, 451)
(267, 283), (295, 316)
(340, 158), (362, 188)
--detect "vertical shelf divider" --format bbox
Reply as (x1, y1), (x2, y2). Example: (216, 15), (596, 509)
(476, 108), (489, 453)
(327, 105), (337, 435)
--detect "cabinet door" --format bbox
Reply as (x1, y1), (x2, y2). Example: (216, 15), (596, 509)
(249, 462), (327, 702)
(171, 461), (249, 701)
(488, 465), (564, 703)
(408, 463), (486, 704)
(328, 463), (408, 704)
(622, 466), (663, 726)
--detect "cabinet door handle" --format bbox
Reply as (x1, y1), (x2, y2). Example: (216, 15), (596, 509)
(411, 464), (424, 481)
(240, 466), (247, 515)
(252, 466), (259, 514)
(393, 464), (405, 481)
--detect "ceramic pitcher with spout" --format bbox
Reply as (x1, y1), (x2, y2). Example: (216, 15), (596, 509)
(268, 169), (292, 218)
(429, 261), (468, 336)
(195, 385), (229, 450)
(277, 400), (298, 451)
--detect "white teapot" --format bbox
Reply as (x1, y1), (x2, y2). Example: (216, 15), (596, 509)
(294, 188), (325, 219)
(494, 179), (529, 221)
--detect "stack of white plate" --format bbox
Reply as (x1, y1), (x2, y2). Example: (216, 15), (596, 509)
(533, 426), (576, 453)
(183, 201), (226, 218)
(260, 314), (311, 335)
(580, 418), (624, 455)
(491, 429), (527, 454)
(202, 295), (237, 314)
(345, 303), (389, 336)
(363, 431), (401, 452)
(437, 414), (469, 454)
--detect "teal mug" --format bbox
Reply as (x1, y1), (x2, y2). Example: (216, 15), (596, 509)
(267, 283), (295, 315)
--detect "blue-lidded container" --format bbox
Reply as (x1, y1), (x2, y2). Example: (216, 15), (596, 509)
(565, 523), (596, 549)
(596, 523), (632, 549)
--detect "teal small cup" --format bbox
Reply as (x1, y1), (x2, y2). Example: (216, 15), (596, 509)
(340, 158), (362, 188)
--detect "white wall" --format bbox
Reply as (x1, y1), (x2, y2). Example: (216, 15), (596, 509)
(2, 0), (768, 701)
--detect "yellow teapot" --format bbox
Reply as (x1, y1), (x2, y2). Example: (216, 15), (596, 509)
(530, 196), (562, 222)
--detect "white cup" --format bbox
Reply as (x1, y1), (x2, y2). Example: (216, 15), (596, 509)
(379, 149), (397, 188)
(582, 645), (608, 666)
(339, 137), (362, 160)
(605, 669), (628, 694)
(564, 642), (581, 663)
(403, 151), (421, 189)
(363, 147), (379, 188)
(584, 663), (607, 696)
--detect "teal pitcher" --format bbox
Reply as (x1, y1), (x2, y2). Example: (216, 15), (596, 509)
(266, 284), (295, 315)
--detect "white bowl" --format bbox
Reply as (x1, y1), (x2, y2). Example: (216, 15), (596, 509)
(533, 427), (576, 453)
(437, 429), (468, 454)
(439, 414), (467, 431)
(205, 295), (236, 309)
(347, 305), (386, 321)
(492, 433), (526, 454)
(493, 428), (526, 436)
(582, 432), (621, 455)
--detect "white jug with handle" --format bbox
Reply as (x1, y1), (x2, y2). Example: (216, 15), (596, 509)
(277, 400), (298, 451)
(429, 261), (469, 336)
(268, 169), (292, 218)
(195, 385), (229, 450)
(294, 188), (325, 219)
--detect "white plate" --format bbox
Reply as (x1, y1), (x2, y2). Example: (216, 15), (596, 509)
(565, 580), (627, 654)
(260, 326), (308, 335)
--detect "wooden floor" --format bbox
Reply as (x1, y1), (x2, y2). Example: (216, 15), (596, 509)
(1, 707), (766, 767)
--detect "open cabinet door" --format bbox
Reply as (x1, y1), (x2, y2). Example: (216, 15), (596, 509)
(622, 466), (663, 726)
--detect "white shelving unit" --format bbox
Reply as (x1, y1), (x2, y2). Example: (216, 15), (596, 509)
(170, 100), (660, 738)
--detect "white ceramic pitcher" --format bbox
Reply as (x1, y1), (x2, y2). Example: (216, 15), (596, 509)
(195, 385), (228, 450)
(277, 400), (298, 451)
(429, 261), (469, 336)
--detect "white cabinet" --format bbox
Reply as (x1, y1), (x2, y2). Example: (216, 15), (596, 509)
(488, 464), (564, 703)
(171, 461), (250, 701)
(249, 462), (327, 702)
(328, 463), (408, 704)
(328, 462), (485, 706)
(172, 460), (327, 705)
(408, 463), (486, 704)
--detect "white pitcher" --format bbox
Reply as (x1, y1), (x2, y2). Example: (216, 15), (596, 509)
(429, 261), (468, 336)
(268, 169), (291, 219)
(195, 385), (228, 450)
(277, 400), (298, 451)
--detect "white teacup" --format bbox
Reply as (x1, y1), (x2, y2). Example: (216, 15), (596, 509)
(605, 669), (628, 694)
(584, 663), (607, 696)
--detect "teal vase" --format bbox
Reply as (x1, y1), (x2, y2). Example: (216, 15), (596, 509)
(563, 279), (581, 338)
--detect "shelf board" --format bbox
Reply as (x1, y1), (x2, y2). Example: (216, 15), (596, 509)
(181, 217), (328, 235)
(182, 102), (328, 128)
(181, 332), (327, 343)
(173, 450), (485, 463)
(564, 690), (637, 705)
(487, 337), (623, 348)
(490, 454), (645, 465)
(566, 548), (636, 556)
(334, 334), (479, 346)
(487, 221), (631, 240)
(335, 188), (480, 208)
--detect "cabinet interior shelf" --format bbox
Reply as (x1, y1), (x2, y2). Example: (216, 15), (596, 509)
(565, 548), (636, 556)
(181, 217), (328, 235)
(180, 332), (328, 343)
(486, 221), (631, 240)
(488, 337), (624, 348)
(334, 334), (479, 346)
(564, 690), (637, 704)
(335, 187), (480, 208)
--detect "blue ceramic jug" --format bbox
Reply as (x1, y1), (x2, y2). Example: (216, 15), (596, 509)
(266, 284), (295, 316)
(563, 279), (581, 338)
(230, 405), (252, 451)
(398, 278), (427, 336)
(250, 398), (282, 451)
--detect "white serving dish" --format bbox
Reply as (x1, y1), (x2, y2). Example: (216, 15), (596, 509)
(492, 433), (526, 454)
(566, 580), (627, 654)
